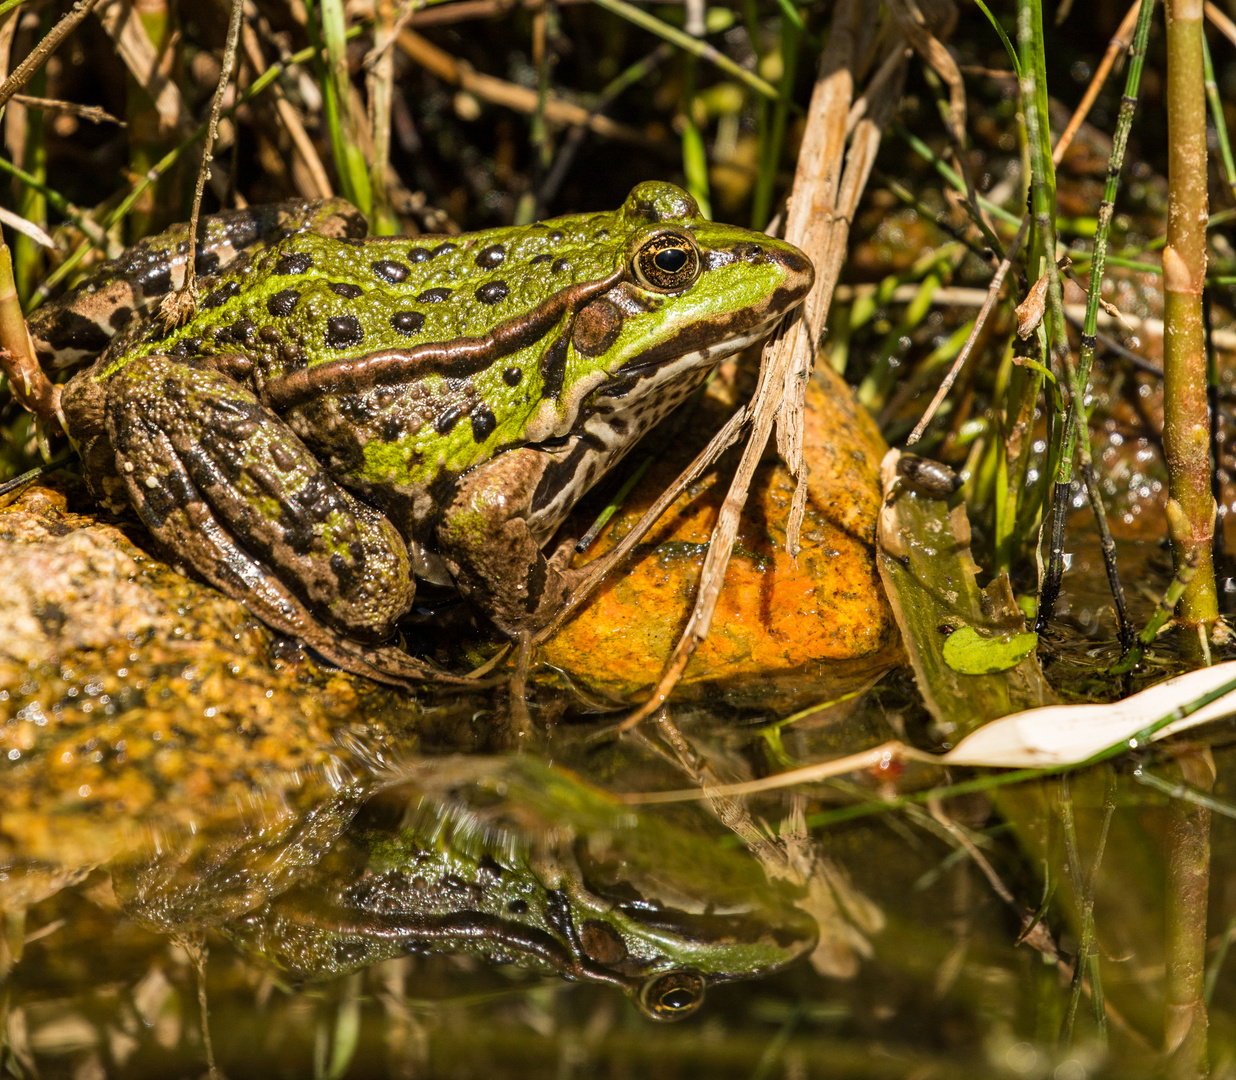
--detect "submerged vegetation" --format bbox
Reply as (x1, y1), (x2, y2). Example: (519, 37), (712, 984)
(2, 0), (1236, 1077)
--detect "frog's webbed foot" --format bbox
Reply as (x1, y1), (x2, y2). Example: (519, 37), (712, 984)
(99, 356), (463, 687)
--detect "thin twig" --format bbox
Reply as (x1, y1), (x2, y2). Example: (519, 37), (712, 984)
(1052, 0), (1141, 164)
(173, 0), (245, 317)
(0, 0), (105, 112)
(9, 93), (122, 124)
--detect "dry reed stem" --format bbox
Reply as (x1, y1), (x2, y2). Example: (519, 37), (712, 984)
(608, 0), (873, 731)
(1205, 2), (1236, 46)
(95, 0), (191, 133)
(241, 22), (333, 200)
(396, 30), (652, 145)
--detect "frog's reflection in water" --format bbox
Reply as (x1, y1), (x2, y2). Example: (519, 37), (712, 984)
(111, 756), (817, 1022)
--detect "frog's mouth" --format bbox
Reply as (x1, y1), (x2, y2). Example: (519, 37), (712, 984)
(607, 306), (797, 387)
(614, 314), (787, 378)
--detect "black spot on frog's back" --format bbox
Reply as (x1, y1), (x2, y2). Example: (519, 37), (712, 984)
(267, 289), (300, 317)
(204, 281), (242, 308)
(138, 263), (173, 296)
(476, 244), (506, 268)
(326, 315), (363, 349)
(475, 281), (509, 305)
(195, 250), (221, 276)
(391, 310), (424, 336)
(372, 259), (410, 283)
(435, 404), (465, 434)
(275, 252), (313, 275)
(469, 404), (497, 442)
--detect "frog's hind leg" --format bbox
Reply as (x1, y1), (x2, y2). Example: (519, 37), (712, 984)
(102, 356), (448, 686)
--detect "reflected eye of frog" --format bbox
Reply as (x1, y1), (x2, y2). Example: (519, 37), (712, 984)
(221, 758), (817, 1021)
(33, 183), (814, 686)
(640, 970), (707, 1018)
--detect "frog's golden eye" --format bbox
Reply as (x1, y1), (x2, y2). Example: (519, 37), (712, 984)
(632, 233), (701, 292)
(636, 970), (706, 1020)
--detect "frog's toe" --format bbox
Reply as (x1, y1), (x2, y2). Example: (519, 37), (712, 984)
(103, 355), (415, 643)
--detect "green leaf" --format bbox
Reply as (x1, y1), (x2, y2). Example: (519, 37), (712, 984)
(942, 626), (1038, 675)
(972, 0), (1020, 79)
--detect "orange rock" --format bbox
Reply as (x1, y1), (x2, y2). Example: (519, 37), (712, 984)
(540, 366), (901, 707)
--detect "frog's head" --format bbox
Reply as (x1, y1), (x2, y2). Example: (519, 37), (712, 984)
(228, 759), (817, 1021)
(560, 182), (813, 426)
(549, 823), (820, 1021)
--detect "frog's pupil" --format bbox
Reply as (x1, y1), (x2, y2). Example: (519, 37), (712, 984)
(660, 988), (696, 1011)
(653, 247), (688, 274)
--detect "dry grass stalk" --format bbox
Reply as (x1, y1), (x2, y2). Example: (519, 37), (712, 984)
(95, 0), (191, 133)
(610, 1), (919, 729)
(241, 22), (333, 200)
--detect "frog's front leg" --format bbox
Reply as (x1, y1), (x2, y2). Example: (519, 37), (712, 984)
(64, 356), (415, 645)
(436, 445), (593, 635)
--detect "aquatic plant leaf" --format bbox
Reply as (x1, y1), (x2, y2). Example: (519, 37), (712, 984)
(941, 626), (1039, 675)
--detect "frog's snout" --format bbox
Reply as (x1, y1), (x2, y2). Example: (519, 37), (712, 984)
(725, 237), (814, 310)
(764, 242), (815, 309)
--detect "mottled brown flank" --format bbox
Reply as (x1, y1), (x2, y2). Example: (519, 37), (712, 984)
(571, 298), (625, 357)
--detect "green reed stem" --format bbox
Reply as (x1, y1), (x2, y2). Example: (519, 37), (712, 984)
(1033, 0), (1153, 644)
(309, 0), (372, 216)
(892, 122), (1023, 230)
(751, 17), (798, 230)
(1163, 0), (1218, 625)
(680, 55), (712, 220)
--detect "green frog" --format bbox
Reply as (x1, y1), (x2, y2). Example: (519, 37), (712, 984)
(220, 757), (817, 1021)
(32, 184), (813, 682)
